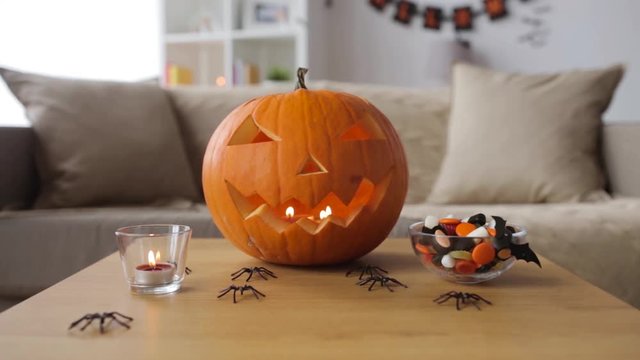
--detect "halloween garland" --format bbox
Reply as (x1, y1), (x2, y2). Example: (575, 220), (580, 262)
(369, 0), (531, 32)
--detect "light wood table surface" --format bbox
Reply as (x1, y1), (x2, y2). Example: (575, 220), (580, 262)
(0, 238), (638, 359)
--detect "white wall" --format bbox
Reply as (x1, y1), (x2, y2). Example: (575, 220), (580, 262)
(320, 0), (640, 121)
(0, 0), (161, 126)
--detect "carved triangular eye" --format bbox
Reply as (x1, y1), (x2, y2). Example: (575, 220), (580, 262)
(340, 122), (372, 141)
(339, 115), (387, 141)
(298, 155), (327, 176)
(228, 114), (280, 146)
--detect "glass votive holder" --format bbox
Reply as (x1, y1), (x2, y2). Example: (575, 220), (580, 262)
(115, 224), (191, 295)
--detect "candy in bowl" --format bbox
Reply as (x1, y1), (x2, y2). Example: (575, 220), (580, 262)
(409, 214), (540, 284)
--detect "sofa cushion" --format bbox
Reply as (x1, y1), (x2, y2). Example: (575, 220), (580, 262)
(167, 85), (278, 189)
(429, 63), (624, 204)
(0, 205), (220, 298)
(168, 81), (450, 203)
(401, 198), (640, 308)
(0, 68), (200, 208)
(603, 123), (640, 197)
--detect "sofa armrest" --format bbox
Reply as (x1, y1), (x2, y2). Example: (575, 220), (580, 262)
(603, 123), (640, 197)
(0, 126), (37, 209)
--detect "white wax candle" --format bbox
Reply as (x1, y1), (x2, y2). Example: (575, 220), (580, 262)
(134, 263), (175, 285)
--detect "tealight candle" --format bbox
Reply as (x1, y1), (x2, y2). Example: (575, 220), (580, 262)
(134, 250), (176, 285)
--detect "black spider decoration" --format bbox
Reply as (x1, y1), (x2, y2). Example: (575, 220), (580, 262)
(357, 274), (408, 292)
(217, 284), (266, 303)
(433, 291), (492, 311)
(231, 266), (277, 281)
(345, 264), (388, 280)
(68, 312), (133, 334)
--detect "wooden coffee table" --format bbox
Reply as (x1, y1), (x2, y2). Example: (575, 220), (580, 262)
(1, 239), (638, 359)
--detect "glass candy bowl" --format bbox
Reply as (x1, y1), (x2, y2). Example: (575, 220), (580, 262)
(408, 222), (527, 284)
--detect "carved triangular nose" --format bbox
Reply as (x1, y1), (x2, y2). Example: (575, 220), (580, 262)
(298, 155), (327, 176)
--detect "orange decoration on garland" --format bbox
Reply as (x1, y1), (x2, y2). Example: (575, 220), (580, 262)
(484, 0), (508, 20)
(453, 6), (474, 31)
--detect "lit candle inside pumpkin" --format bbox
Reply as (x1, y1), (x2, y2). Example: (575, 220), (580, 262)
(285, 206), (295, 222)
(134, 250), (176, 285)
(319, 205), (332, 220)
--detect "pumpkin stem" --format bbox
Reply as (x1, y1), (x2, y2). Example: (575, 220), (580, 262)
(295, 67), (308, 90)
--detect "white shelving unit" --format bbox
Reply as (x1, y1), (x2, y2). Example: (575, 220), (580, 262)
(161, 0), (308, 87)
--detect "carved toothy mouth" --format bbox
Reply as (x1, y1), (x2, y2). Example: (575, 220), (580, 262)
(225, 173), (393, 235)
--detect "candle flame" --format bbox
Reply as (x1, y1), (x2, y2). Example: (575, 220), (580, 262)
(147, 250), (156, 267)
(285, 206), (295, 219)
(319, 206), (332, 220)
(156, 250), (161, 261)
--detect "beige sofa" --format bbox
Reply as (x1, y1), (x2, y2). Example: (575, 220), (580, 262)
(1, 81), (638, 309)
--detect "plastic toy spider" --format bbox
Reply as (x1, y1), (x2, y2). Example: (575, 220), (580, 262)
(217, 284), (266, 303)
(68, 312), (133, 334)
(231, 266), (277, 281)
(433, 291), (492, 311)
(357, 274), (408, 292)
(345, 264), (389, 280)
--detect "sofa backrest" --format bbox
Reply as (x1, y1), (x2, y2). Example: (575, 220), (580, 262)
(167, 81), (451, 204)
(0, 126), (37, 210)
(2, 83), (640, 209)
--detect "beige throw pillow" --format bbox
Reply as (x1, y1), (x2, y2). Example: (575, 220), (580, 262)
(0, 68), (200, 208)
(429, 63), (624, 204)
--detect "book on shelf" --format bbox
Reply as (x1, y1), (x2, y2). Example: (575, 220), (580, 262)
(233, 60), (260, 86)
(165, 64), (193, 86)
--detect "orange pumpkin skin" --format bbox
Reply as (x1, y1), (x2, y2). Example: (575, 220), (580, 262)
(203, 86), (408, 265)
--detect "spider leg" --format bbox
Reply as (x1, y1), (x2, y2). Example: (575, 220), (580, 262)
(246, 270), (255, 282)
(372, 266), (389, 275)
(109, 312), (133, 329)
(368, 279), (379, 291)
(434, 294), (453, 304)
(357, 277), (374, 286)
(110, 312), (134, 322)
(69, 314), (92, 330)
(99, 315), (106, 334)
(217, 286), (235, 298)
(468, 293), (492, 305)
(345, 267), (357, 277)
(434, 292), (457, 303)
(257, 267), (277, 278)
(382, 280), (395, 292)
(247, 287), (265, 299)
(385, 277), (408, 288)
(109, 316), (131, 329)
(359, 267), (368, 280)
(80, 315), (98, 331)
(456, 296), (461, 311)
(231, 268), (249, 280)
(232, 288), (238, 304)
(231, 267), (249, 276)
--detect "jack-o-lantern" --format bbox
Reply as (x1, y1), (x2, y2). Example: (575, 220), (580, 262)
(203, 68), (408, 265)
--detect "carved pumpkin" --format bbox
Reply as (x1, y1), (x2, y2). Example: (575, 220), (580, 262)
(203, 69), (408, 265)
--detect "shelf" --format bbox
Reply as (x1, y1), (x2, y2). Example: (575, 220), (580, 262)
(161, 0), (309, 87)
(165, 32), (226, 44)
(232, 28), (298, 41)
